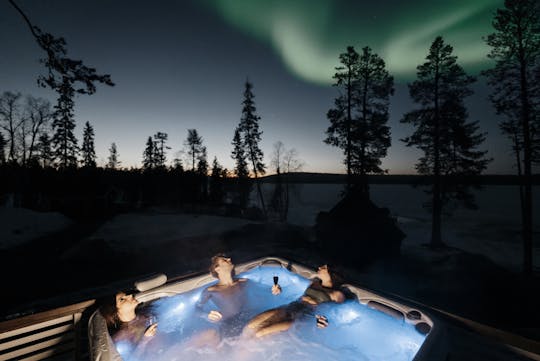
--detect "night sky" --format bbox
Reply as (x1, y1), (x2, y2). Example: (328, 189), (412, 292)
(1, 0), (516, 174)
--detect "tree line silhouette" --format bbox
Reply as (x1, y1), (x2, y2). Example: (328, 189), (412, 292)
(1, 0), (538, 274)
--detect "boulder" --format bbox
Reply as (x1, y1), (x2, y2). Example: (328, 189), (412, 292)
(315, 187), (405, 265)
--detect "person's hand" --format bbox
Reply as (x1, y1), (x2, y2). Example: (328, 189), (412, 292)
(208, 310), (223, 322)
(315, 315), (328, 328)
(144, 323), (158, 337)
(271, 284), (281, 295)
(330, 290), (345, 303)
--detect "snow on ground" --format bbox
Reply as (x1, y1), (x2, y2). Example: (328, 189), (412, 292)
(88, 211), (257, 251)
(0, 207), (72, 250)
(260, 183), (540, 273)
(1, 183), (538, 273)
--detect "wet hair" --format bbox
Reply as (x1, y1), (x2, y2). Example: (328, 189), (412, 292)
(99, 293), (121, 332)
(317, 264), (345, 289)
(209, 253), (235, 278)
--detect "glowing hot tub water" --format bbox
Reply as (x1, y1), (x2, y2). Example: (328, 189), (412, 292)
(130, 267), (426, 361)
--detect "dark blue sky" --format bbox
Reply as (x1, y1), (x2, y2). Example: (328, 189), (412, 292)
(1, 0), (519, 174)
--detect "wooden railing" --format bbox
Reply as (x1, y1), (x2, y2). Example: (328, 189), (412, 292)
(0, 300), (96, 361)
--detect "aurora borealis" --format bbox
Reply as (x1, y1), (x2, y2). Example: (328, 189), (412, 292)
(0, 0), (518, 174)
(201, 0), (502, 83)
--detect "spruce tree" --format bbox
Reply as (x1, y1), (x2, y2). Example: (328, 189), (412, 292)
(107, 142), (120, 169)
(51, 80), (79, 167)
(482, 0), (539, 275)
(81, 121), (96, 168)
(142, 136), (155, 170)
(238, 81), (266, 216)
(231, 126), (251, 207)
(401, 36), (491, 247)
(231, 127), (249, 178)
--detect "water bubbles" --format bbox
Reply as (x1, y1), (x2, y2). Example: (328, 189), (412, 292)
(173, 302), (185, 314)
(145, 268), (426, 361)
(340, 308), (361, 324)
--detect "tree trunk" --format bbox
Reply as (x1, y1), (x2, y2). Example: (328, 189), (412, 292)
(250, 150), (267, 219)
(431, 59), (443, 247)
(361, 74), (370, 198)
(346, 67), (352, 191)
(518, 24), (533, 276)
(513, 132), (526, 231)
(253, 172), (266, 219)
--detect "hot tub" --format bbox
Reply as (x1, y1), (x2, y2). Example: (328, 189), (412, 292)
(89, 257), (443, 361)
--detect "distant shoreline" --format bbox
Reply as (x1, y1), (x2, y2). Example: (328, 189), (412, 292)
(260, 172), (540, 185)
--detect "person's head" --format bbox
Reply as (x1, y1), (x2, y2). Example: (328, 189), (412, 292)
(317, 264), (343, 288)
(209, 253), (235, 279)
(100, 290), (139, 329)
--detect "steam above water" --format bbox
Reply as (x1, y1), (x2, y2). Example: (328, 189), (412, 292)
(143, 267), (426, 361)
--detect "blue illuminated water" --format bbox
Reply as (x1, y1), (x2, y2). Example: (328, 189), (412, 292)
(130, 267), (426, 361)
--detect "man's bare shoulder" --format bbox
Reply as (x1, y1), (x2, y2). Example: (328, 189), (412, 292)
(206, 278), (247, 292)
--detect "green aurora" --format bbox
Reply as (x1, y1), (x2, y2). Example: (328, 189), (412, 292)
(200, 0), (503, 84)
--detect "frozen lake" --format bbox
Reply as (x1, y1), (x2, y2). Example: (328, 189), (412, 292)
(257, 183), (540, 272)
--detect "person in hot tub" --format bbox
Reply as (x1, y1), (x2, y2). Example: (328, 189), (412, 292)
(99, 290), (158, 360)
(243, 264), (346, 338)
(197, 254), (281, 338)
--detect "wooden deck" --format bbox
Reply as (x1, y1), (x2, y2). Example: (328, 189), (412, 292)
(0, 300), (95, 361)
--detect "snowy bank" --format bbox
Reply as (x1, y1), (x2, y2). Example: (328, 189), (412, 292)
(0, 207), (72, 250)
(88, 212), (257, 251)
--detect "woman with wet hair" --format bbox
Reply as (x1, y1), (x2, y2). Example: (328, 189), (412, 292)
(243, 264), (346, 338)
(99, 290), (158, 360)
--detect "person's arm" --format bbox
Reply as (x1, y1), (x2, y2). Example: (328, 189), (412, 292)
(196, 289), (212, 309)
(129, 324), (157, 360)
(196, 289), (222, 322)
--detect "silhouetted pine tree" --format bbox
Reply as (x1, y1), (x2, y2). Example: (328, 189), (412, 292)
(185, 129), (204, 171)
(401, 36), (490, 248)
(142, 136), (155, 170)
(238, 81), (266, 216)
(9, 0), (114, 168)
(153, 132), (170, 168)
(37, 133), (52, 167)
(482, 0), (539, 275)
(81, 121), (96, 168)
(326, 46), (394, 194)
(325, 47), (358, 189)
(107, 142), (120, 169)
(231, 127), (249, 178)
(51, 80), (79, 168)
(231, 126), (251, 208)
(0, 132), (5, 164)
